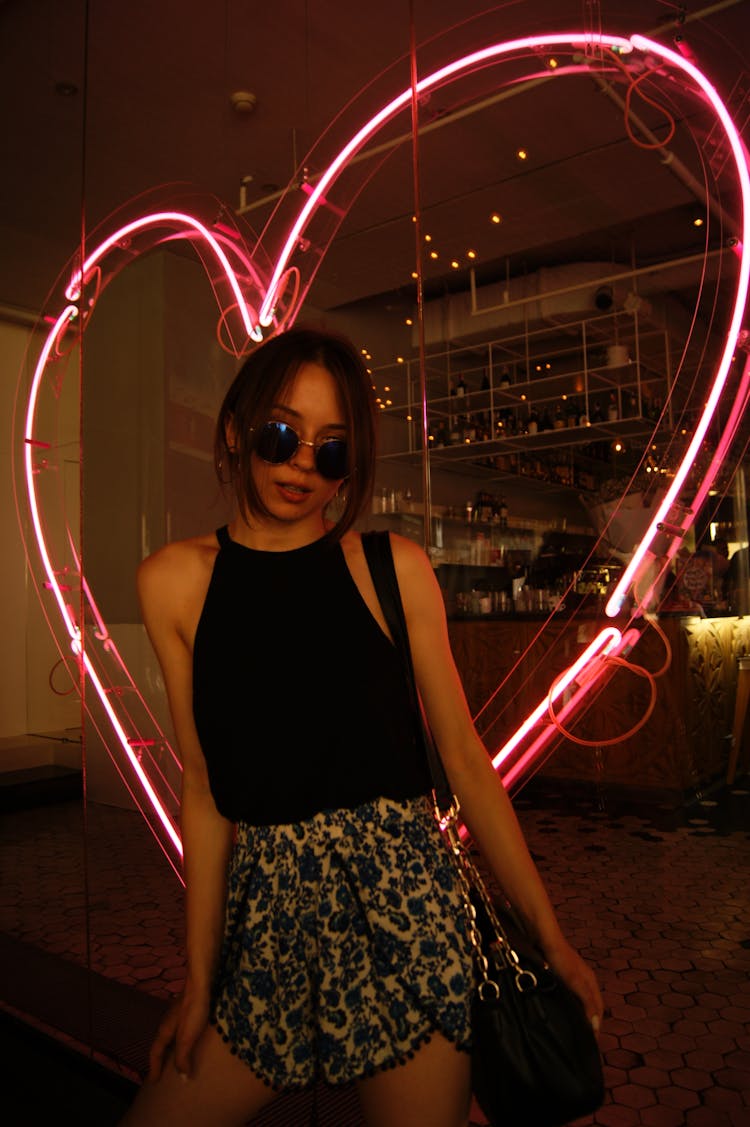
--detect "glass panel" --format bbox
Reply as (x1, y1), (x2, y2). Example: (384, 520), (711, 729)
(1, 0), (90, 1067)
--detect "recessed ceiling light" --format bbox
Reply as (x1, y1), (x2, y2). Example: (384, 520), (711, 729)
(491, 213), (502, 224)
(516, 148), (528, 161)
(467, 249), (477, 259)
(450, 260), (460, 269)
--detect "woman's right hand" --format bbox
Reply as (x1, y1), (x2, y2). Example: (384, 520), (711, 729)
(148, 985), (211, 1082)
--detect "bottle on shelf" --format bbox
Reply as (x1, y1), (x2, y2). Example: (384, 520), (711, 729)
(498, 365), (511, 388)
(607, 392), (618, 421)
(540, 406), (553, 432)
(527, 405), (539, 434)
(456, 374), (467, 397)
(591, 399), (604, 424)
(553, 402), (565, 429)
(498, 496), (509, 529)
(566, 397), (579, 427)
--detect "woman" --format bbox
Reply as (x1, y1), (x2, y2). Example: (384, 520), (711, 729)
(121, 326), (603, 1127)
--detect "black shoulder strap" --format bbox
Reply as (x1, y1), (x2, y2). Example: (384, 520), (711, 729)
(360, 530), (453, 810)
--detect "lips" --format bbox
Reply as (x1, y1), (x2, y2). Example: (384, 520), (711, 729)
(275, 480), (313, 502)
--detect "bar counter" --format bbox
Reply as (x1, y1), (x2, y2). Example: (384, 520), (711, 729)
(448, 612), (750, 797)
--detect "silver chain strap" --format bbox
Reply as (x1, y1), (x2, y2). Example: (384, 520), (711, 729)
(434, 793), (539, 998)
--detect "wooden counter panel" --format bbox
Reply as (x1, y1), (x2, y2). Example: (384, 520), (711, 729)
(448, 615), (750, 795)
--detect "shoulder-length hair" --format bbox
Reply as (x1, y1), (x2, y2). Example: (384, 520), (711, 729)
(215, 326), (377, 540)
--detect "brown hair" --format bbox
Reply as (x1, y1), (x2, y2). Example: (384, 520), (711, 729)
(215, 326), (377, 539)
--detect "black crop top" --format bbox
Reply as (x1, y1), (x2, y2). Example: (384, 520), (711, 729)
(192, 527), (431, 824)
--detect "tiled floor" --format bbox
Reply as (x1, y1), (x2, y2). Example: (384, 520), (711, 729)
(1, 777), (749, 1126)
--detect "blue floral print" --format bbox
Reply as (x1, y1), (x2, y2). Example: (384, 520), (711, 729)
(210, 795), (473, 1089)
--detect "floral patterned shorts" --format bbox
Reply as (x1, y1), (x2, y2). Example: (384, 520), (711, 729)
(210, 794), (474, 1089)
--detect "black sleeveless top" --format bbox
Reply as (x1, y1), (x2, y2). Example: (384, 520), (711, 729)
(192, 527), (431, 825)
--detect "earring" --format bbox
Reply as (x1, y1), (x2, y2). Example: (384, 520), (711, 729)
(218, 447), (238, 485)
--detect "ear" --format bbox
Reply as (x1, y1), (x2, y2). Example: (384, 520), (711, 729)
(224, 415), (238, 453)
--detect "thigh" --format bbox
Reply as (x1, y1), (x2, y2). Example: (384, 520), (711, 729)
(119, 1024), (277, 1127)
(356, 1032), (472, 1127)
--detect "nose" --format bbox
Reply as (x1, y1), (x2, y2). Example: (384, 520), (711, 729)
(290, 436), (316, 472)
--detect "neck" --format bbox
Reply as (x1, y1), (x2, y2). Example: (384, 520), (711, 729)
(228, 512), (331, 552)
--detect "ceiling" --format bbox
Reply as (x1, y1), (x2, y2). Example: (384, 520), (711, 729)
(1, 0), (748, 349)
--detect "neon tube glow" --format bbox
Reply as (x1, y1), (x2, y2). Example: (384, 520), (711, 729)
(20, 28), (750, 871)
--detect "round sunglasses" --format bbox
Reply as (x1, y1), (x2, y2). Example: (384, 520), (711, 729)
(253, 420), (348, 480)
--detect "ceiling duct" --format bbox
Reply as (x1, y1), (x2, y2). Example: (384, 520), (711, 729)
(418, 255), (718, 347)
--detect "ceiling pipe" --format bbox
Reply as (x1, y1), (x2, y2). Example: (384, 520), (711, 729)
(468, 248), (724, 320)
(237, 0), (745, 220)
(236, 75), (551, 217)
(583, 64), (741, 241)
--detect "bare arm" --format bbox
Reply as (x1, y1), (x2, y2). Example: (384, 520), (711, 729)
(391, 534), (603, 1030)
(137, 544), (235, 1077)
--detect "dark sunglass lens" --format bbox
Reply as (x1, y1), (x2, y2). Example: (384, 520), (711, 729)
(315, 439), (348, 480)
(256, 421), (298, 464)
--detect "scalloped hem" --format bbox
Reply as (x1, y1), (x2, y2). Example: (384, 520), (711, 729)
(209, 1016), (471, 1092)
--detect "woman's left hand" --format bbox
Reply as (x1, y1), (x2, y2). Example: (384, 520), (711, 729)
(545, 940), (604, 1039)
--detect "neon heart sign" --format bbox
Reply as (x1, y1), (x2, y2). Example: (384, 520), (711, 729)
(17, 31), (750, 880)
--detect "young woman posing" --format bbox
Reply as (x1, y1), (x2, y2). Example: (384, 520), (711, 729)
(120, 327), (603, 1127)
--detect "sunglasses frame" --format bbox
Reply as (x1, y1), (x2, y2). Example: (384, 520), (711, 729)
(253, 420), (349, 480)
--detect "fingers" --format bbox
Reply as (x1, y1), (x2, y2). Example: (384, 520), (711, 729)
(173, 1032), (197, 1081)
(147, 1003), (182, 1082)
(147, 1027), (171, 1082)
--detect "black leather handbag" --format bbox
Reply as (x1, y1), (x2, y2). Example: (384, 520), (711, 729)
(361, 530), (605, 1127)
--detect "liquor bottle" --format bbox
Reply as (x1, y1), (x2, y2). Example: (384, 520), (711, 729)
(592, 399), (604, 424)
(566, 398), (579, 427)
(456, 375), (467, 397)
(553, 402), (565, 429)
(527, 406), (539, 434)
(607, 393), (618, 421)
(498, 365), (511, 388)
(540, 407), (553, 432)
(498, 496), (509, 529)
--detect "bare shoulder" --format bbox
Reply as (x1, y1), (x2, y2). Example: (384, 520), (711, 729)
(137, 532), (220, 646)
(138, 532), (218, 592)
(388, 531), (438, 589)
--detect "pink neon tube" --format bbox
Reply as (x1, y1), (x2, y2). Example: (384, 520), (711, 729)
(20, 29), (749, 871)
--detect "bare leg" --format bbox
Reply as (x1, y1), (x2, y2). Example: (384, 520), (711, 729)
(356, 1033), (471, 1127)
(119, 1024), (276, 1127)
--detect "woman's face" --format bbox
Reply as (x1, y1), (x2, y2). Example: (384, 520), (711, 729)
(249, 361), (348, 531)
